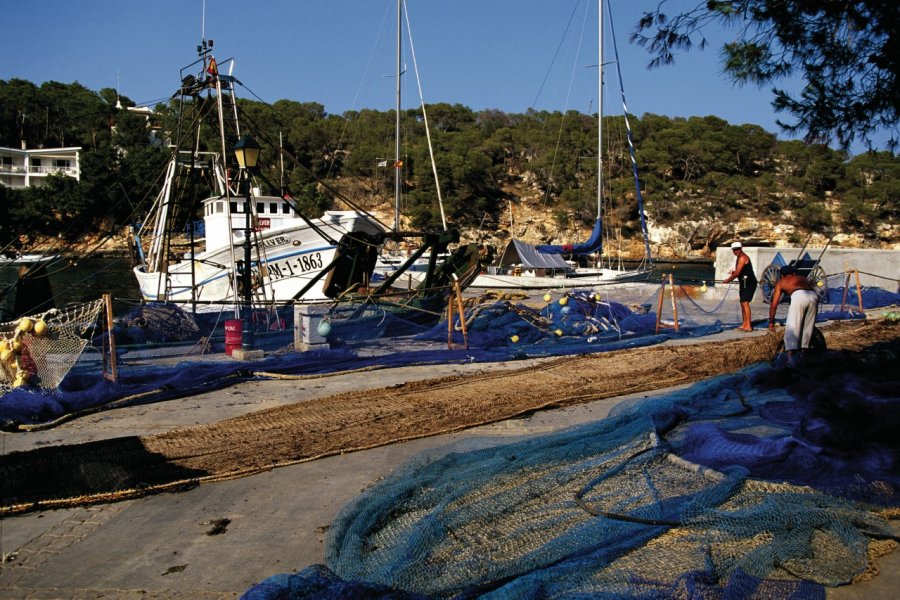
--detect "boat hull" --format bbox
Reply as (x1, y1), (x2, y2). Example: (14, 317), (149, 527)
(469, 268), (650, 290)
(134, 213), (382, 311)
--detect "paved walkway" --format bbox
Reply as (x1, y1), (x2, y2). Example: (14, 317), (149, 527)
(1, 326), (897, 599)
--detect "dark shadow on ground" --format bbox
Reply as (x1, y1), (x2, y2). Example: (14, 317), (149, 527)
(1, 436), (206, 513)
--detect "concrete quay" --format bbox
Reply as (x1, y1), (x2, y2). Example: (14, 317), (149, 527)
(1, 327), (898, 599)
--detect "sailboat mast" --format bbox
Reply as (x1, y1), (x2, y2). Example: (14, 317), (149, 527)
(606, 0), (654, 265)
(596, 0), (603, 221)
(393, 0), (402, 232)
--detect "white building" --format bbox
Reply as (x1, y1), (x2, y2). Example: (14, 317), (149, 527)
(0, 145), (81, 189)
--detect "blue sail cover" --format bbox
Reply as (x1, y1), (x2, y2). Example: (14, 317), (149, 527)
(535, 217), (602, 255)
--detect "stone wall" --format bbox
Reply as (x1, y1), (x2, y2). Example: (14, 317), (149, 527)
(715, 246), (899, 291)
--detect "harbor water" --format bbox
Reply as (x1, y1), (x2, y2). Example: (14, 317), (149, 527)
(2, 254), (714, 320)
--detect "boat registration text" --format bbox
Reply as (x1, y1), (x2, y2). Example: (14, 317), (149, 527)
(263, 252), (325, 280)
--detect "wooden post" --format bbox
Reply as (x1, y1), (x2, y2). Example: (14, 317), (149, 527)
(854, 269), (864, 313)
(655, 275), (666, 334)
(447, 294), (454, 350)
(453, 278), (469, 349)
(669, 274), (680, 332)
(103, 293), (117, 382)
(840, 271), (850, 314)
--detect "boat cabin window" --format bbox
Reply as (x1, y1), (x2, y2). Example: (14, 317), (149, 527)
(229, 201), (237, 213)
(282, 203), (291, 214)
(215, 201), (224, 214)
(269, 202), (278, 214)
(257, 202), (264, 214)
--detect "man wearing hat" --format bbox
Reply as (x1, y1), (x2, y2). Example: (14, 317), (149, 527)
(768, 265), (819, 363)
(721, 241), (757, 331)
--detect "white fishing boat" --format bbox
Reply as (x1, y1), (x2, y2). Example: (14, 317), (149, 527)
(131, 41), (385, 312)
(469, 0), (653, 290)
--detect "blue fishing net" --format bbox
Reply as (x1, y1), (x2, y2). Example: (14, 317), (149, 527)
(1, 290), (723, 430)
(822, 285), (900, 309)
(242, 346), (898, 599)
(817, 285), (900, 321)
(2, 285), (896, 431)
(411, 290), (723, 353)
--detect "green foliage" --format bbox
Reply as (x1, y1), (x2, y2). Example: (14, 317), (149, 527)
(794, 202), (833, 232)
(552, 209), (569, 229)
(838, 197), (878, 232)
(1, 77), (898, 249)
(289, 182), (333, 217)
(633, 0), (898, 150)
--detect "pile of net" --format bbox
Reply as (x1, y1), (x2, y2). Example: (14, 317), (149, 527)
(0, 300), (104, 392)
(113, 302), (201, 344)
(108, 302), (293, 353)
(242, 342), (900, 599)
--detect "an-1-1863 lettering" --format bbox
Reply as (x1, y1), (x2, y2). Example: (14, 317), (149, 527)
(265, 252), (324, 280)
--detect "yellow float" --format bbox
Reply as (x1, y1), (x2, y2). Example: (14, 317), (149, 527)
(34, 319), (48, 336)
(17, 317), (34, 333)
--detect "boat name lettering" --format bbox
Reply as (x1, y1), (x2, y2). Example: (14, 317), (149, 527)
(266, 252), (324, 280)
(262, 236), (289, 248)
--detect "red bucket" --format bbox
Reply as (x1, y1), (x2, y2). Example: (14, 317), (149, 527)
(225, 319), (243, 356)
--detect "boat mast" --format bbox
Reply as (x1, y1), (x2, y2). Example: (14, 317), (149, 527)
(606, 0), (653, 265)
(393, 0), (402, 232)
(596, 0), (603, 222)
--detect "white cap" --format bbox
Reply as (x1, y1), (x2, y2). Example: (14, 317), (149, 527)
(730, 242), (742, 249)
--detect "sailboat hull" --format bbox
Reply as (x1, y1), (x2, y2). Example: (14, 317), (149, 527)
(469, 267), (649, 290)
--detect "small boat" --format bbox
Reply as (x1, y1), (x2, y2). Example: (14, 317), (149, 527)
(0, 254), (60, 323)
(470, 222), (649, 289)
(130, 23), (480, 342)
(469, 0), (652, 290)
(0, 253), (60, 266)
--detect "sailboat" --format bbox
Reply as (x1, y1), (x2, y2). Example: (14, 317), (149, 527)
(370, 0), (464, 288)
(364, 0), (481, 293)
(470, 0), (653, 290)
(305, 1), (485, 342)
(131, 40), (387, 313)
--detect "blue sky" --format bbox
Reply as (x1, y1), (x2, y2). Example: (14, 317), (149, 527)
(0, 1), (879, 153)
